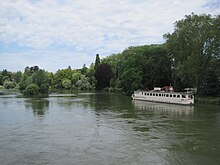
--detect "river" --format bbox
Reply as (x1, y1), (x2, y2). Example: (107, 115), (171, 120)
(0, 91), (220, 165)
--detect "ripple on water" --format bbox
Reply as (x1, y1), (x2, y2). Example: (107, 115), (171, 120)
(0, 93), (220, 165)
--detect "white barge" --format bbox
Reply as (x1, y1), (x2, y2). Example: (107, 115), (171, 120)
(132, 86), (194, 105)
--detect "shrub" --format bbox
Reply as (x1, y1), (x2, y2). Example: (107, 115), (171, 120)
(39, 84), (49, 94)
(3, 80), (15, 89)
(24, 83), (39, 95)
(62, 78), (72, 89)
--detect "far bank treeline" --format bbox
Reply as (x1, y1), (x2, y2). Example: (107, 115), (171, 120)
(0, 13), (220, 96)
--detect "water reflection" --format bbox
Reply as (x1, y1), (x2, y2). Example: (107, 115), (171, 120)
(0, 91), (220, 164)
(88, 92), (132, 112)
(132, 100), (194, 116)
(25, 98), (49, 117)
(92, 93), (112, 112)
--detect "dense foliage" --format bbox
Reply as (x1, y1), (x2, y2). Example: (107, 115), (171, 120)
(52, 65), (96, 90)
(95, 63), (113, 90)
(0, 69), (19, 89)
(0, 13), (219, 97)
(164, 13), (220, 96)
(19, 66), (50, 95)
(101, 45), (171, 94)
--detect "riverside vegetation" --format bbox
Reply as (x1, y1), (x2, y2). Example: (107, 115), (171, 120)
(0, 13), (219, 102)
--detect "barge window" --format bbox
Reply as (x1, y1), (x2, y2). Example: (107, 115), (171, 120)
(182, 95), (186, 98)
(156, 94), (158, 96)
(153, 93), (155, 96)
(144, 93), (146, 95)
(170, 94), (172, 97)
(150, 93), (152, 96)
(177, 95), (180, 98)
(166, 94), (169, 97)
(159, 94), (161, 96)
(147, 93), (149, 96)
(173, 95), (176, 97)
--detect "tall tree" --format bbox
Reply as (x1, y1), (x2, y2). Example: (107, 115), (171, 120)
(94, 53), (100, 71)
(95, 63), (113, 90)
(164, 13), (220, 94)
(102, 53), (122, 82)
(81, 63), (88, 75)
(118, 45), (171, 94)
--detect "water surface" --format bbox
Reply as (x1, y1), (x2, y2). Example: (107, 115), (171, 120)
(0, 91), (220, 165)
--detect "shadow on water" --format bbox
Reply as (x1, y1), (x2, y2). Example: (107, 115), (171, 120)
(25, 98), (49, 117)
(85, 91), (134, 115)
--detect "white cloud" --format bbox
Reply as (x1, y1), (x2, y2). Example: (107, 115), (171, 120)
(0, 0), (219, 71)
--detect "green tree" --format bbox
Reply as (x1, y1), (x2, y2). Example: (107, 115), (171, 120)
(102, 53), (122, 88)
(117, 45), (171, 94)
(94, 53), (100, 71)
(2, 76), (9, 83)
(164, 13), (220, 94)
(3, 80), (15, 89)
(2, 69), (9, 77)
(200, 69), (220, 97)
(88, 76), (97, 89)
(87, 63), (97, 89)
(62, 78), (72, 89)
(32, 69), (49, 94)
(53, 67), (75, 88)
(47, 72), (55, 88)
(19, 66), (50, 95)
(81, 64), (89, 75)
(120, 68), (142, 94)
(24, 84), (39, 95)
(0, 72), (3, 85)
(75, 75), (92, 90)
(95, 63), (113, 90)
(13, 71), (23, 84)
(1, 69), (13, 84)
(19, 75), (33, 90)
(72, 72), (82, 84)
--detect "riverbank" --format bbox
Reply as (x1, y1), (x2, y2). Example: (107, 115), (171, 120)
(195, 96), (220, 105)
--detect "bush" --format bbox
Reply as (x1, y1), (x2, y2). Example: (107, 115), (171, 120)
(3, 80), (15, 89)
(24, 84), (39, 95)
(39, 84), (49, 94)
(62, 78), (72, 89)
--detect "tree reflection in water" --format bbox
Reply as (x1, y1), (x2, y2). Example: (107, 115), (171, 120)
(25, 98), (49, 117)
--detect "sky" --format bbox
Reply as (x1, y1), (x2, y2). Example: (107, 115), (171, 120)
(0, 0), (219, 72)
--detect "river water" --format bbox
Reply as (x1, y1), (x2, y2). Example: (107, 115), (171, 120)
(0, 91), (220, 165)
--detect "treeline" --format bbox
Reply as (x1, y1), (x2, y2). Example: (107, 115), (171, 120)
(0, 13), (219, 96)
(101, 13), (220, 96)
(0, 65), (97, 95)
(101, 45), (172, 94)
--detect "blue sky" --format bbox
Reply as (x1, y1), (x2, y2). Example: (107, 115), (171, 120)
(0, 0), (219, 72)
